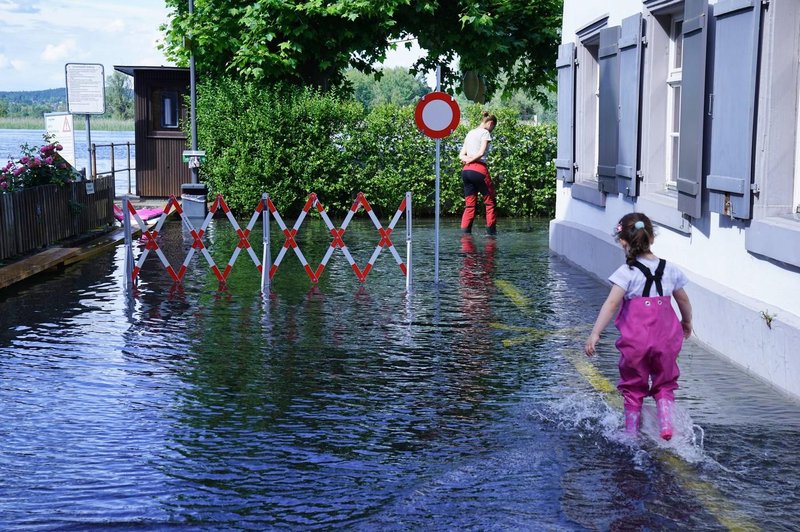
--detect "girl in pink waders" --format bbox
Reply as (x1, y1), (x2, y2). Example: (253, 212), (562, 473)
(584, 213), (693, 440)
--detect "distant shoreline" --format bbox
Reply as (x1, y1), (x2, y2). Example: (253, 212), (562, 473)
(0, 117), (134, 131)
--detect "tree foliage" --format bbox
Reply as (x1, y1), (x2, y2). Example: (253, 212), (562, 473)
(105, 72), (134, 120)
(345, 67), (429, 109)
(161, 0), (562, 101)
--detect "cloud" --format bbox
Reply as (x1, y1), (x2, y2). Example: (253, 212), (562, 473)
(0, 0), (41, 14)
(104, 19), (125, 33)
(40, 39), (78, 62)
(0, 53), (25, 71)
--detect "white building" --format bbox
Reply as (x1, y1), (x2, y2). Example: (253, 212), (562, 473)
(550, 0), (800, 399)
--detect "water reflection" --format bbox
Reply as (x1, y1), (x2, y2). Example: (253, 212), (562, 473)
(0, 218), (798, 529)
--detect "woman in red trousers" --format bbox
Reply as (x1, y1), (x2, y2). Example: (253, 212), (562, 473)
(458, 112), (498, 235)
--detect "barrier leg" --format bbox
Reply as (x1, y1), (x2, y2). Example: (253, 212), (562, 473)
(123, 196), (134, 289)
(406, 191), (412, 291)
(261, 193), (271, 292)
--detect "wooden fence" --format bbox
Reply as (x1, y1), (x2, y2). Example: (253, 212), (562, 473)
(0, 176), (115, 261)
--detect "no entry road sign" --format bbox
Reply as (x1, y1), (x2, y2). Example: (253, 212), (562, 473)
(414, 92), (460, 139)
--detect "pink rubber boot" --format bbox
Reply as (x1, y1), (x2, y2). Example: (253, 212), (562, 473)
(656, 398), (674, 440)
(623, 407), (641, 435)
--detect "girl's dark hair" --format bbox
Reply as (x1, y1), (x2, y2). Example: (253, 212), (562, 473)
(614, 212), (654, 267)
(481, 111), (497, 125)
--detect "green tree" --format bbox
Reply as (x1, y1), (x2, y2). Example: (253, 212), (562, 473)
(345, 67), (429, 109)
(0, 99), (7, 118)
(105, 72), (133, 120)
(161, 0), (562, 101)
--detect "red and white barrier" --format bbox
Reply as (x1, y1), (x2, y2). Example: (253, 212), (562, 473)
(123, 191), (412, 291)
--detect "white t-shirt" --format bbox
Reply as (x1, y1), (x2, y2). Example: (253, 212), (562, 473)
(462, 127), (492, 162)
(608, 257), (688, 299)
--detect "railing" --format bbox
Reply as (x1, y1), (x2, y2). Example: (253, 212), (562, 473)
(0, 176), (115, 261)
(91, 142), (135, 197)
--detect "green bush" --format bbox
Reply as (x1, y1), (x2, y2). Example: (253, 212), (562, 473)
(194, 79), (556, 218)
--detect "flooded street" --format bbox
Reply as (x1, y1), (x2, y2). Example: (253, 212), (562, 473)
(1, 217), (798, 530)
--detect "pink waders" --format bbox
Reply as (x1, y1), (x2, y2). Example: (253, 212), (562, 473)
(614, 260), (683, 439)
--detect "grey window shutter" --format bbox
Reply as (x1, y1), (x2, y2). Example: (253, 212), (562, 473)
(556, 42), (576, 183)
(616, 13), (644, 197)
(706, 0), (762, 220)
(598, 26), (621, 195)
(677, 0), (709, 219)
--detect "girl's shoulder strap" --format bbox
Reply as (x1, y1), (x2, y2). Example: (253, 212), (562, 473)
(630, 259), (665, 297)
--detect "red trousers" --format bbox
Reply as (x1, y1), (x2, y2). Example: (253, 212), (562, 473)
(460, 162), (496, 229)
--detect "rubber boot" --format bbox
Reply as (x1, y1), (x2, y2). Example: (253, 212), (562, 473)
(656, 398), (674, 441)
(623, 407), (641, 435)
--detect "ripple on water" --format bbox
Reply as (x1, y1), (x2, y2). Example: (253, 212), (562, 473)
(0, 219), (798, 529)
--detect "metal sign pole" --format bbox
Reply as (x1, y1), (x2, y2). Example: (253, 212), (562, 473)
(434, 65), (441, 285)
(406, 191), (412, 291)
(85, 114), (92, 179)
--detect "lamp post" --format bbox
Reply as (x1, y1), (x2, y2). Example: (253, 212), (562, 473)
(180, 0), (208, 220)
(189, 0), (198, 185)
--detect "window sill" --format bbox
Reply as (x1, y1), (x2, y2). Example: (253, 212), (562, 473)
(636, 193), (691, 234)
(746, 215), (800, 268)
(571, 181), (606, 207)
(147, 130), (186, 139)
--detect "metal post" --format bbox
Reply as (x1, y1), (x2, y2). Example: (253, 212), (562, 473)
(123, 196), (134, 289)
(91, 143), (97, 180)
(126, 142), (132, 195)
(434, 65), (441, 285)
(261, 193), (271, 292)
(405, 191), (412, 291)
(111, 142), (117, 177)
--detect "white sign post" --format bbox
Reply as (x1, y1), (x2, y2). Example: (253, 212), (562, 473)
(65, 63), (105, 179)
(44, 112), (76, 168)
(414, 67), (460, 285)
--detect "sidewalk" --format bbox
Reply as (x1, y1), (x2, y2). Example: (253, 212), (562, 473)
(0, 197), (168, 291)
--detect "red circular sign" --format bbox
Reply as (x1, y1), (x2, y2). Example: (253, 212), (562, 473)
(414, 92), (461, 139)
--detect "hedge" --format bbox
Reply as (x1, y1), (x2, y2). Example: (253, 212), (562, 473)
(194, 78), (556, 218)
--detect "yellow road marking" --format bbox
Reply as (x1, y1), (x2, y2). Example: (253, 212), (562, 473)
(495, 279), (760, 532)
(495, 279), (532, 312)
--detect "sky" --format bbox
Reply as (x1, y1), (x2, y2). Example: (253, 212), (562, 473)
(0, 0), (428, 92)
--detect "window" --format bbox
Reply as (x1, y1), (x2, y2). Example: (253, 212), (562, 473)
(665, 18), (683, 190)
(575, 42), (600, 184)
(161, 91), (180, 129)
(795, 86), (800, 213)
(150, 87), (185, 135)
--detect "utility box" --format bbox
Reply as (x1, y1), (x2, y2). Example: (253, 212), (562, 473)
(180, 182), (208, 220)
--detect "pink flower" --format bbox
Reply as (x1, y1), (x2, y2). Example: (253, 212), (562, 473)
(0, 182), (8, 190)
(59, 163), (67, 169)
(56, 144), (63, 151)
(20, 156), (29, 164)
(13, 167), (24, 176)
(45, 156), (54, 165)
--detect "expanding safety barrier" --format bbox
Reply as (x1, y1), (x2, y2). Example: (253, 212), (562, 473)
(122, 191), (412, 291)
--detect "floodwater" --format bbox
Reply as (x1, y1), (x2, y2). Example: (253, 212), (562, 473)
(1, 215), (799, 530)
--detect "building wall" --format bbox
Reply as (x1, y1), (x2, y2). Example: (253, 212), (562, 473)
(133, 69), (191, 197)
(552, 0), (800, 399)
